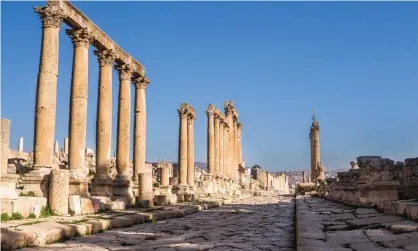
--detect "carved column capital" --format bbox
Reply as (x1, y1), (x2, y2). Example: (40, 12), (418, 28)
(132, 76), (150, 89)
(178, 109), (188, 119)
(34, 5), (66, 28)
(187, 114), (195, 124)
(206, 109), (215, 118)
(93, 49), (117, 67)
(66, 28), (94, 48)
(115, 63), (134, 81)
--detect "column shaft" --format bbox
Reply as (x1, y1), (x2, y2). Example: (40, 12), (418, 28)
(1, 119), (10, 174)
(214, 116), (220, 176)
(225, 126), (230, 179)
(33, 6), (64, 167)
(67, 29), (91, 173)
(115, 65), (132, 176)
(178, 112), (188, 185)
(133, 77), (149, 180)
(187, 117), (195, 186)
(206, 111), (215, 174)
(219, 124), (224, 177)
(95, 50), (114, 176)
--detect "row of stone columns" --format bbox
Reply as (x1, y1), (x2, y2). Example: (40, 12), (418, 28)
(177, 103), (196, 189)
(29, 5), (150, 205)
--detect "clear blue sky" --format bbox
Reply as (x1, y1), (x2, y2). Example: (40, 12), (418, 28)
(2, 1), (418, 172)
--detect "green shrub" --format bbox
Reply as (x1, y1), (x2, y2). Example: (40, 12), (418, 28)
(1, 213), (10, 222)
(40, 205), (55, 218)
(19, 191), (36, 197)
(28, 212), (37, 219)
(11, 212), (24, 220)
(153, 181), (160, 187)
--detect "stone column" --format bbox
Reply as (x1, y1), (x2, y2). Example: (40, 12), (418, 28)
(113, 63), (134, 205)
(91, 49), (117, 197)
(310, 121), (320, 181)
(237, 123), (242, 167)
(219, 122), (224, 178)
(214, 115), (220, 177)
(178, 109), (188, 186)
(138, 172), (153, 208)
(1, 119), (11, 174)
(33, 5), (65, 168)
(206, 108), (215, 175)
(1, 119), (19, 199)
(66, 28), (93, 197)
(187, 114), (195, 187)
(160, 166), (169, 187)
(224, 124), (230, 179)
(54, 140), (59, 154)
(133, 76), (150, 179)
(64, 137), (69, 155)
(18, 137), (23, 152)
(49, 169), (69, 215)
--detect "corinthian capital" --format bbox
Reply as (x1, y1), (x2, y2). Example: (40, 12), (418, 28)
(132, 76), (150, 89)
(34, 5), (66, 28)
(177, 109), (188, 119)
(94, 49), (117, 67)
(115, 63), (134, 81)
(66, 28), (94, 48)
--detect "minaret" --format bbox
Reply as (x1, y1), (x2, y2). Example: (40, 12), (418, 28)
(309, 109), (323, 181)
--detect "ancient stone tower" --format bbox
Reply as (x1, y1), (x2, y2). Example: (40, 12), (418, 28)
(309, 110), (324, 181)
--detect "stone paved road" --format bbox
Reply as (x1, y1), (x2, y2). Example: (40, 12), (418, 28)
(297, 195), (418, 251)
(22, 195), (295, 251)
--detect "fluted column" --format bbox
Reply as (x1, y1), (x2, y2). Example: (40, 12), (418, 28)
(224, 125), (230, 179)
(206, 109), (215, 175)
(133, 76), (150, 180)
(113, 63), (134, 204)
(33, 5), (65, 168)
(67, 28), (93, 176)
(214, 115), (220, 176)
(91, 49), (116, 197)
(178, 109), (188, 186)
(187, 114), (195, 187)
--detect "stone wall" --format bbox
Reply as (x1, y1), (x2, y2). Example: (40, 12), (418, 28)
(326, 156), (418, 206)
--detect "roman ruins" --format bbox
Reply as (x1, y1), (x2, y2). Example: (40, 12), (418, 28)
(0, 0), (289, 219)
(309, 109), (325, 182)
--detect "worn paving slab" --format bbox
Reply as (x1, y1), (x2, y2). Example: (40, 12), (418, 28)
(20, 195), (295, 251)
(297, 195), (418, 251)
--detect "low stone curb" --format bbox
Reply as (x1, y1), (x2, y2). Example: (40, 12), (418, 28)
(1, 196), (250, 250)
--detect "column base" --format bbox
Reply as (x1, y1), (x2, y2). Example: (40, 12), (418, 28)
(21, 167), (51, 197)
(173, 184), (194, 202)
(113, 174), (134, 206)
(160, 185), (173, 195)
(0, 173), (20, 199)
(90, 174), (113, 197)
(69, 171), (90, 197)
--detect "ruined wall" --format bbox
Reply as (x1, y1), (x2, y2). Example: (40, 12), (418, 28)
(326, 156), (418, 206)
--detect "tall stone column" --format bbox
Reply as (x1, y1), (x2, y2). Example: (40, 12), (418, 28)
(54, 140), (59, 154)
(237, 123), (242, 167)
(214, 115), (220, 177)
(18, 137), (24, 152)
(91, 49), (117, 197)
(133, 76), (150, 204)
(178, 109), (188, 186)
(232, 119), (238, 181)
(310, 120), (321, 181)
(219, 122), (224, 178)
(64, 137), (69, 155)
(224, 124), (230, 179)
(113, 63), (134, 205)
(33, 5), (65, 168)
(206, 107), (215, 175)
(187, 114), (195, 187)
(66, 28), (93, 197)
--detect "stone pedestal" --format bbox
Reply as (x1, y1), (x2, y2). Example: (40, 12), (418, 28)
(113, 174), (134, 206)
(0, 174), (19, 200)
(138, 172), (153, 208)
(160, 185), (172, 195)
(21, 167), (51, 197)
(90, 174), (113, 197)
(69, 171), (90, 197)
(49, 169), (69, 215)
(173, 184), (189, 202)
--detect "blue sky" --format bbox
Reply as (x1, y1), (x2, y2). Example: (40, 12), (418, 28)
(2, 1), (418, 172)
